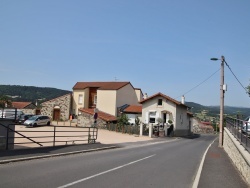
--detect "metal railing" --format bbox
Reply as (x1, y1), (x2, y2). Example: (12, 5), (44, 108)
(0, 108), (20, 121)
(0, 123), (98, 150)
(226, 117), (250, 152)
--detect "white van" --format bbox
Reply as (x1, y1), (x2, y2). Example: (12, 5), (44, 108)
(0, 108), (24, 120)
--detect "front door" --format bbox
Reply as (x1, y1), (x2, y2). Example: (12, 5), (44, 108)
(53, 109), (60, 121)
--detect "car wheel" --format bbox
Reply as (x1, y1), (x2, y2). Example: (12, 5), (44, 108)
(47, 121), (50, 125)
(33, 123), (37, 127)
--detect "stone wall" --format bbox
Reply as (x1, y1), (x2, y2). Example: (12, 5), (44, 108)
(77, 112), (106, 129)
(22, 109), (36, 115)
(40, 94), (71, 121)
(223, 128), (250, 185)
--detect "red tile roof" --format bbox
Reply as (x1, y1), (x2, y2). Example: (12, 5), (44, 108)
(73, 82), (131, 90)
(123, 105), (142, 114)
(201, 121), (211, 125)
(139, 92), (188, 107)
(79, 108), (117, 122)
(11, 102), (33, 109)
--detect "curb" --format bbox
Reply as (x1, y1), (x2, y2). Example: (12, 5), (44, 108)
(0, 146), (118, 164)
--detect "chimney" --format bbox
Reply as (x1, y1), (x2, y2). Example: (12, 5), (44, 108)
(143, 93), (148, 99)
(181, 95), (185, 104)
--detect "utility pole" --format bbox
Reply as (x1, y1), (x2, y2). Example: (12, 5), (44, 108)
(219, 56), (225, 147)
(210, 56), (226, 147)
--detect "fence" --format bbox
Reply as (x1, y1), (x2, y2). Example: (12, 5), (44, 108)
(106, 123), (140, 135)
(0, 123), (98, 150)
(226, 117), (250, 152)
(0, 108), (21, 121)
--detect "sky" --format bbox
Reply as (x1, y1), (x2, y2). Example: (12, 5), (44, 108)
(0, 0), (250, 107)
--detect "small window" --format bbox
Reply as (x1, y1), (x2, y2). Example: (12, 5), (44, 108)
(149, 118), (155, 123)
(158, 99), (163, 106)
(78, 94), (83, 104)
(94, 95), (97, 104)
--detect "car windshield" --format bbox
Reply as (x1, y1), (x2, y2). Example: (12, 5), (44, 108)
(28, 116), (38, 120)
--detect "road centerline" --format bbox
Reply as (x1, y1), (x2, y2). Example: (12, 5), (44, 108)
(57, 154), (156, 188)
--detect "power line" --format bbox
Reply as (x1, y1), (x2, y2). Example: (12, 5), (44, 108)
(175, 68), (220, 99)
(224, 60), (249, 94)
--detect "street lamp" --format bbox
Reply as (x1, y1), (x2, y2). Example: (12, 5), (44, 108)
(210, 56), (226, 147)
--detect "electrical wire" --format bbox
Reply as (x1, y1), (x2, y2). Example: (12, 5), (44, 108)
(175, 68), (220, 99)
(224, 60), (249, 94)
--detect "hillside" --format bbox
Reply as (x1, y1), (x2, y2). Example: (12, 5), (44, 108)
(186, 102), (250, 118)
(0, 85), (71, 104)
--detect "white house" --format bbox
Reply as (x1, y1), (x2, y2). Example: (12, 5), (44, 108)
(140, 92), (193, 136)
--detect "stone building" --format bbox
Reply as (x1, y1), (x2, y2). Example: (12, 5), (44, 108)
(11, 102), (38, 114)
(40, 93), (72, 121)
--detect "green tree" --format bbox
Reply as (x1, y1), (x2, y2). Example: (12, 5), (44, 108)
(246, 84), (250, 97)
(117, 114), (129, 126)
(135, 116), (141, 126)
(0, 95), (11, 108)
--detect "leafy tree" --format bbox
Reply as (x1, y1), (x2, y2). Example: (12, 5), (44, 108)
(117, 114), (129, 126)
(0, 95), (11, 108)
(246, 84), (250, 97)
(135, 116), (141, 126)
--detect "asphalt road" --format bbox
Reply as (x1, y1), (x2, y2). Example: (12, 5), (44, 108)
(0, 135), (216, 188)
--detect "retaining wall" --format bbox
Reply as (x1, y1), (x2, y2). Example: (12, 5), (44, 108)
(223, 128), (250, 185)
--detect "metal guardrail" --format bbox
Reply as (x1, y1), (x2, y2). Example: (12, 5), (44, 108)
(226, 117), (250, 152)
(0, 124), (98, 150)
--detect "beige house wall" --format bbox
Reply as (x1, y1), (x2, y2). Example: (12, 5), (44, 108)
(141, 96), (191, 136)
(116, 84), (140, 109)
(141, 96), (177, 125)
(96, 90), (117, 116)
(72, 89), (89, 115)
(135, 89), (143, 102)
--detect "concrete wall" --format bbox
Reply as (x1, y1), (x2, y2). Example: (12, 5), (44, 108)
(175, 106), (191, 136)
(223, 128), (250, 185)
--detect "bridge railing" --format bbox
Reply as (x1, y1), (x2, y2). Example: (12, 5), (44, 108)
(226, 117), (250, 152)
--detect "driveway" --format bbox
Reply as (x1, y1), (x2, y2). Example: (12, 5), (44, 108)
(14, 122), (155, 149)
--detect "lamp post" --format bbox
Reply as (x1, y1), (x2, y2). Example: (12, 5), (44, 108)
(210, 56), (226, 147)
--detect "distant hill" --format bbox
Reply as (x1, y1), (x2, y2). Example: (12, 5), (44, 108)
(0, 85), (71, 104)
(186, 102), (250, 118)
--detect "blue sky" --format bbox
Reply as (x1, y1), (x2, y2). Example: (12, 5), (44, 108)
(0, 0), (250, 107)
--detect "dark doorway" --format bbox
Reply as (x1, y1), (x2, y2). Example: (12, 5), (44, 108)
(53, 109), (60, 121)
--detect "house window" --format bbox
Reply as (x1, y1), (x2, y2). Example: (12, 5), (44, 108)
(149, 118), (155, 123)
(94, 95), (97, 104)
(78, 94), (83, 105)
(158, 99), (163, 106)
(149, 111), (156, 123)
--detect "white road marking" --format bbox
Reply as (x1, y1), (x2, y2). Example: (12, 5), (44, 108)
(192, 138), (217, 188)
(57, 154), (156, 188)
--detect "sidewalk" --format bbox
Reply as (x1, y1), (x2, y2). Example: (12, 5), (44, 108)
(198, 138), (249, 188)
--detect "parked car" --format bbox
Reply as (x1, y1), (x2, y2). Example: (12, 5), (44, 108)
(242, 116), (250, 135)
(24, 115), (51, 127)
(18, 114), (34, 124)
